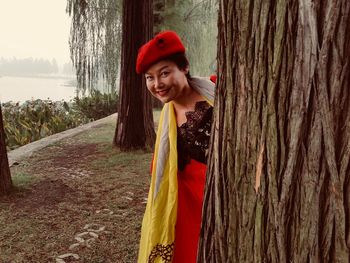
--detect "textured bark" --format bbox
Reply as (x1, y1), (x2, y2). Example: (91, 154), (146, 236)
(198, 0), (350, 262)
(113, 0), (155, 150)
(0, 105), (12, 195)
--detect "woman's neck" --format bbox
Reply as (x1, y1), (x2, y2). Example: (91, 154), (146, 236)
(173, 86), (203, 112)
(172, 85), (204, 126)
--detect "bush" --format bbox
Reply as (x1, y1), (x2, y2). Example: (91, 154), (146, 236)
(2, 99), (89, 150)
(73, 90), (118, 121)
(2, 90), (119, 150)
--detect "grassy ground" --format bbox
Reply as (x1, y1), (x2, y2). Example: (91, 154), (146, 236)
(0, 113), (160, 263)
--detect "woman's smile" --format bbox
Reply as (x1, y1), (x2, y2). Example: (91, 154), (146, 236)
(157, 88), (171, 97)
(145, 60), (190, 104)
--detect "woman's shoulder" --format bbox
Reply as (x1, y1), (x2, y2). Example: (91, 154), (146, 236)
(179, 100), (212, 130)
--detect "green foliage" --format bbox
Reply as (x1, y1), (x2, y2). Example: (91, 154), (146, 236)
(73, 89), (118, 120)
(12, 172), (36, 188)
(66, 0), (122, 94)
(155, 0), (218, 76)
(2, 99), (88, 150)
(67, 0), (218, 95)
(2, 90), (118, 150)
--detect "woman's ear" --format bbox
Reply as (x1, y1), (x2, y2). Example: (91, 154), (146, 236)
(182, 66), (189, 74)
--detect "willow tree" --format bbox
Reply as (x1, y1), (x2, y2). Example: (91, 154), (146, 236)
(67, 0), (122, 94)
(154, 0), (218, 76)
(198, 0), (350, 262)
(0, 105), (12, 195)
(67, 0), (155, 150)
(113, 0), (155, 150)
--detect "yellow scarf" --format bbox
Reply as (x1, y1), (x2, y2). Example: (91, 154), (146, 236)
(138, 77), (215, 263)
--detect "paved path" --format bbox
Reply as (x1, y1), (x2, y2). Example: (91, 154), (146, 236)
(8, 113), (117, 167)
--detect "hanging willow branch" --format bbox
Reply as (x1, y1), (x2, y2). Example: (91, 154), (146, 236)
(66, 0), (122, 95)
(155, 0), (218, 76)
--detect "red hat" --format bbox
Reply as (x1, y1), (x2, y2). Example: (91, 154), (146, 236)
(136, 31), (186, 74)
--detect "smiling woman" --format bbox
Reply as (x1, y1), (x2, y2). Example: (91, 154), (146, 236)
(145, 59), (189, 102)
(136, 31), (216, 263)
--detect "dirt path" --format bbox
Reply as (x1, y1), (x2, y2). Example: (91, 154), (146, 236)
(0, 118), (152, 262)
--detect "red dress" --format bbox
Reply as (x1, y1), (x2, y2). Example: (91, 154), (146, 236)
(173, 159), (207, 263)
(172, 101), (212, 263)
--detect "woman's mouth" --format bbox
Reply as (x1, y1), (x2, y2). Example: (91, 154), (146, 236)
(157, 88), (170, 97)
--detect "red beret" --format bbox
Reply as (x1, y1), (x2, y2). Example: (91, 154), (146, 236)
(136, 31), (186, 74)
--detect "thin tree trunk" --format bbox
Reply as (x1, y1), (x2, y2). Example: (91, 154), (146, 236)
(114, 0), (155, 150)
(198, 0), (350, 262)
(142, 0), (156, 149)
(0, 105), (12, 195)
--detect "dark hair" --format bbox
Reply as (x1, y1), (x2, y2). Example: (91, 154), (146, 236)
(166, 53), (191, 79)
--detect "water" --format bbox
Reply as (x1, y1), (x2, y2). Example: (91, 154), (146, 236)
(0, 76), (77, 103)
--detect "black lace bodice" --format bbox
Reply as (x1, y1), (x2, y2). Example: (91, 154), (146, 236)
(177, 101), (213, 171)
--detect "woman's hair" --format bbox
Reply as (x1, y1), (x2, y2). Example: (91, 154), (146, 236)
(166, 53), (191, 79)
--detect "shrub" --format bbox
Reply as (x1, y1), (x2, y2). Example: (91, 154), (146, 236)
(2, 90), (118, 150)
(2, 99), (88, 150)
(73, 90), (118, 121)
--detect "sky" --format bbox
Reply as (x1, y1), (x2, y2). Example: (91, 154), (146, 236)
(0, 0), (71, 65)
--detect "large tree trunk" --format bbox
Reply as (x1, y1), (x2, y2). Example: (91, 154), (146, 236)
(198, 0), (350, 262)
(114, 0), (155, 150)
(0, 105), (12, 195)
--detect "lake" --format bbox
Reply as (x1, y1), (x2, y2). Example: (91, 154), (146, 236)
(0, 76), (77, 103)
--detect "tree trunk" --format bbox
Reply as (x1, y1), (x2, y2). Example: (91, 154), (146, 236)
(114, 0), (155, 150)
(198, 0), (350, 262)
(0, 105), (12, 195)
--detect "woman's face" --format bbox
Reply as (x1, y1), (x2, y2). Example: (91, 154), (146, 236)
(144, 60), (189, 104)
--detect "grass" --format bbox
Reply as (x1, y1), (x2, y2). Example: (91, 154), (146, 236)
(0, 114), (157, 263)
(11, 172), (36, 188)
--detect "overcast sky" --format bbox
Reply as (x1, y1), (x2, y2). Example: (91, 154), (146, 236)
(0, 0), (71, 65)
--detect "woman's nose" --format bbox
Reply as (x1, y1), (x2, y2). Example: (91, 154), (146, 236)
(154, 78), (163, 89)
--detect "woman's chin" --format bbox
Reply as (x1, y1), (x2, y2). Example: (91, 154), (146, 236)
(158, 97), (171, 103)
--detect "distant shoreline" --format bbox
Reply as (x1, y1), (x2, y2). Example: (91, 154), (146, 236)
(0, 74), (75, 80)
(0, 76), (77, 104)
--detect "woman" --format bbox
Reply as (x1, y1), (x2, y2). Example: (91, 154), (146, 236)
(136, 31), (215, 263)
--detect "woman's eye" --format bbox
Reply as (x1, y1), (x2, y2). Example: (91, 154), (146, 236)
(161, 71), (169, 77)
(146, 76), (153, 81)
